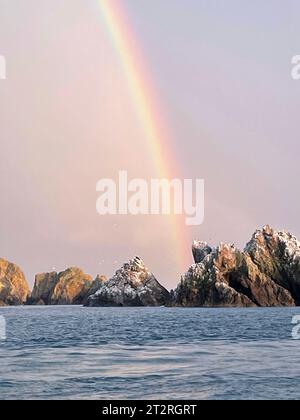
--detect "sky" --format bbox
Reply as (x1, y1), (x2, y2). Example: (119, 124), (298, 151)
(0, 0), (300, 289)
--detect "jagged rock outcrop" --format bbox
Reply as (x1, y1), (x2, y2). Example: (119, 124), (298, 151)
(245, 226), (300, 305)
(85, 257), (170, 307)
(0, 258), (30, 305)
(29, 272), (58, 305)
(29, 267), (94, 305)
(173, 226), (300, 307)
(192, 241), (213, 264)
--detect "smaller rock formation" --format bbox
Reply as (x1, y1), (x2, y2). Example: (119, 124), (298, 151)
(29, 267), (94, 305)
(29, 272), (57, 305)
(0, 258), (30, 305)
(85, 257), (170, 307)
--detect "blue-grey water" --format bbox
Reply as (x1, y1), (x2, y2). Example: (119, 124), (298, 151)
(0, 306), (299, 400)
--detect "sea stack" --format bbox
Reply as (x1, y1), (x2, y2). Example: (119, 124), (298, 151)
(29, 267), (96, 305)
(0, 258), (30, 305)
(172, 226), (300, 307)
(85, 256), (170, 307)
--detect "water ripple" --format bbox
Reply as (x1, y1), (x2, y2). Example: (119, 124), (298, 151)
(0, 306), (299, 399)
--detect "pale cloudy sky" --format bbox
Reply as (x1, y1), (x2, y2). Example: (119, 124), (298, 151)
(0, 0), (300, 288)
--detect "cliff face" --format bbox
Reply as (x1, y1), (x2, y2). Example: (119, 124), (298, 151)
(0, 258), (30, 305)
(85, 257), (170, 307)
(173, 226), (299, 307)
(29, 272), (58, 305)
(245, 226), (300, 305)
(29, 267), (94, 305)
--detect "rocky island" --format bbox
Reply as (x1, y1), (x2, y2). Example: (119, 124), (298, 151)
(0, 258), (30, 306)
(1, 226), (300, 308)
(28, 267), (104, 305)
(85, 256), (170, 307)
(172, 225), (300, 307)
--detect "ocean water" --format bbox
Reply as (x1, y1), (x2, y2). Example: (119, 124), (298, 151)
(0, 306), (299, 400)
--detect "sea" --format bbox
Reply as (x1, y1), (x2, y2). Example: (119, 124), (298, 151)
(0, 306), (299, 400)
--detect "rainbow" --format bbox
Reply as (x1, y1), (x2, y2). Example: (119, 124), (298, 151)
(97, 0), (191, 270)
